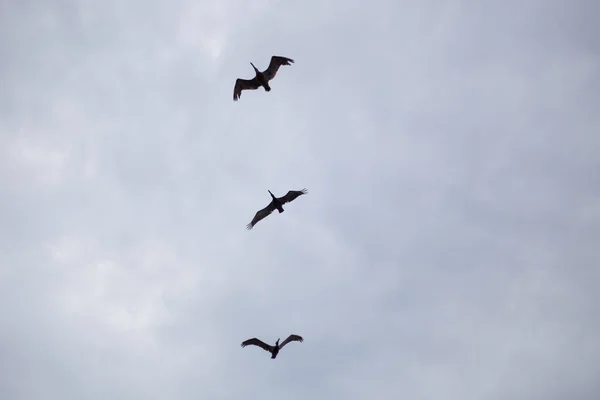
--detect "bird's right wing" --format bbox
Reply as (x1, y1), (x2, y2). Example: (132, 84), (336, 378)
(262, 56), (294, 81)
(233, 77), (261, 101)
(241, 338), (274, 352)
(279, 334), (304, 349)
(277, 188), (307, 204)
(246, 202), (277, 230)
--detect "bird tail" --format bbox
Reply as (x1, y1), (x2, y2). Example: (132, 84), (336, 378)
(277, 206), (284, 213)
(264, 85), (271, 92)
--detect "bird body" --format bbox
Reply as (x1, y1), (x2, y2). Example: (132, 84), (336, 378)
(233, 56), (294, 101)
(246, 188), (307, 230)
(251, 62), (271, 92)
(241, 335), (304, 359)
(270, 340), (280, 359)
(268, 190), (284, 213)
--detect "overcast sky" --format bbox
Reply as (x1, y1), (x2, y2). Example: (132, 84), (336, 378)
(1, 0), (599, 399)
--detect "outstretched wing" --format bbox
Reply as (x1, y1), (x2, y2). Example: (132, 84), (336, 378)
(277, 188), (307, 205)
(262, 56), (294, 82)
(279, 334), (304, 349)
(241, 338), (274, 352)
(233, 77), (261, 101)
(246, 202), (277, 230)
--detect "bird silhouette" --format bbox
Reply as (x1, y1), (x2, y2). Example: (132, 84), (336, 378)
(241, 335), (304, 359)
(233, 56), (294, 101)
(246, 188), (307, 230)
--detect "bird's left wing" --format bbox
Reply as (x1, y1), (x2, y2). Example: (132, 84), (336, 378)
(277, 188), (307, 205)
(279, 334), (304, 349)
(241, 338), (274, 352)
(233, 77), (261, 101)
(262, 56), (294, 81)
(246, 202), (277, 230)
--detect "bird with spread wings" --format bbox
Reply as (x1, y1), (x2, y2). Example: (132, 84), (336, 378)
(241, 334), (304, 359)
(233, 55), (294, 101)
(246, 188), (307, 230)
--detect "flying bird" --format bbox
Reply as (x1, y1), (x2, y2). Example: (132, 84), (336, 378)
(246, 188), (307, 230)
(241, 335), (304, 359)
(233, 55), (294, 101)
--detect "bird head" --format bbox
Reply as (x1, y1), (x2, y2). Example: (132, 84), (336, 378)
(268, 190), (275, 199)
(276, 338), (280, 345)
(250, 62), (258, 72)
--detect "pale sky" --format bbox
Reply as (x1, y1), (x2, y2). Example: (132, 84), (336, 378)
(1, 0), (599, 399)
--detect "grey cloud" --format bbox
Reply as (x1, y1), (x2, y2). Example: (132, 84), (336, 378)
(1, 0), (599, 399)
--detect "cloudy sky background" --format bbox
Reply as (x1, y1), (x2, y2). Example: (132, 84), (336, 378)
(1, 0), (599, 399)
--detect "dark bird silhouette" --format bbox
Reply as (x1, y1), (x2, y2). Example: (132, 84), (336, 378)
(246, 188), (307, 230)
(241, 335), (304, 359)
(233, 56), (294, 101)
